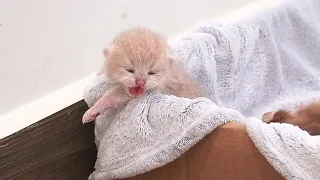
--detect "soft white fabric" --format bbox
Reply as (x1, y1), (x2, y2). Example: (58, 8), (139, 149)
(84, 0), (320, 179)
(245, 118), (320, 180)
(84, 76), (244, 180)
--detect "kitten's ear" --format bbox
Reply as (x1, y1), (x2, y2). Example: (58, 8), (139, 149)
(102, 45), (113, 58)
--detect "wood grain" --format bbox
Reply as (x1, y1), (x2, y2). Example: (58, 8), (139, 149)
(0, 100), (96, 180)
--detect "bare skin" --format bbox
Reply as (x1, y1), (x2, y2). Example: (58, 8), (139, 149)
(82, 28), (202, 124)
(262, 101), (320, 136)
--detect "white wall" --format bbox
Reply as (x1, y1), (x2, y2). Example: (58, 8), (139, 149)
(0, 0), (257, 115)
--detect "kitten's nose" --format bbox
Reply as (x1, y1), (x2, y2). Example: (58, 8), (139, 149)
(135, 79), (145, 86)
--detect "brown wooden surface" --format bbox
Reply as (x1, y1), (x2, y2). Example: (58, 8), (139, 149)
(0, 100), (96, 180)
(123, 122), (284, 180)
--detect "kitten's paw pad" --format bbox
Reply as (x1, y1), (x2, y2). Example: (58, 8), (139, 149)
(82, 110), (100, 124)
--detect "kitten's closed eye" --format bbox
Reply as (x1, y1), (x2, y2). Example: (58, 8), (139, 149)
(148, 71), (156, 75)
(126, 69), (135, 73)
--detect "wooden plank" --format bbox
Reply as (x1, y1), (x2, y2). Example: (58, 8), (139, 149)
(0, 100), (96, 180)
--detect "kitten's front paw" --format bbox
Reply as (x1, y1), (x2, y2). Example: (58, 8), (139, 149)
(82, 110), (101, 124)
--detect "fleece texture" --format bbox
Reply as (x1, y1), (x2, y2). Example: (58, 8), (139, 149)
(84, 0), (320, 179)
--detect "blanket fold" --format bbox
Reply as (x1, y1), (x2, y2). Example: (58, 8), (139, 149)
(245, 118), (320, 180)
(85, 76), (244, 180)
(84, 0), (320, 179)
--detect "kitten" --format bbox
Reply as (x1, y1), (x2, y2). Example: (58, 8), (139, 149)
(262, 101), (320, 136)
(82, 28), (202, 124)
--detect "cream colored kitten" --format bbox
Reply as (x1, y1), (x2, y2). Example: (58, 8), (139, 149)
(82, 28), (202, 123)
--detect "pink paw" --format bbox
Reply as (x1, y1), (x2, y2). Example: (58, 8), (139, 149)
(262, 111), (275, 123)
(82, 110), (101, 124)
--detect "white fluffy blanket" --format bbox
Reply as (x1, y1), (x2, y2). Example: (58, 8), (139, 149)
(84, 0), (320, 179)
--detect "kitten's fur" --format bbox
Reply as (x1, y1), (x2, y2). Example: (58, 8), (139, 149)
(82, 28), (202, 123)
(262, 101), (320, 136)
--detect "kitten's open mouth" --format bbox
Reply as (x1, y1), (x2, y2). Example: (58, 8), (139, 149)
(129, 86), (144, 96)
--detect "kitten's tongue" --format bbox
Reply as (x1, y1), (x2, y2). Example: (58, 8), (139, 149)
(129, 86), (144, 96)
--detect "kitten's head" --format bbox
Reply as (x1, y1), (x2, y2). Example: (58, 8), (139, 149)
(104, 28), (172, 97)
